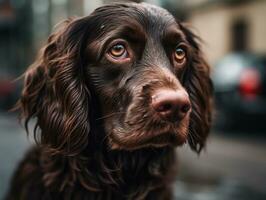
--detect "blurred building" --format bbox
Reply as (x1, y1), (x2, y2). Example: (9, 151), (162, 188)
(182, 0), (266, 65)
(0, 0), (105, 74)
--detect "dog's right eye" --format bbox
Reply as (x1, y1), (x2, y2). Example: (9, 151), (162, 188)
(110, 44), (126, 57)
(106, 40), (132, 63)
(108, 43), (129, 60)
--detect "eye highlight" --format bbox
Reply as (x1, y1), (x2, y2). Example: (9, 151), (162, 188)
(174, 47), (186, 63)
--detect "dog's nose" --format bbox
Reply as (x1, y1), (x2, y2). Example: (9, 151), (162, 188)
(151, 89), (191, 122)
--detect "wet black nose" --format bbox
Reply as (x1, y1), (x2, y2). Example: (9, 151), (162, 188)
(151, 89), (191, 122)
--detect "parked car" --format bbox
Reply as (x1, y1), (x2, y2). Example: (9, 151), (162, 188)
(212, 53), (266, 125)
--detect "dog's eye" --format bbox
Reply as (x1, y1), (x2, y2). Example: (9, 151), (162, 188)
(174, 47), (186, 63)
(109, 44), (127, 58)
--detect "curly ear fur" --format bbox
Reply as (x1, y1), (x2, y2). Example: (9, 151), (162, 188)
(180, 23), (213, 153)
(18, 18), (91, 156)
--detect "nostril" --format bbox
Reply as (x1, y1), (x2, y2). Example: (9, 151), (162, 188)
(156, 103), (172, 112)
(180, 103), (191, 113)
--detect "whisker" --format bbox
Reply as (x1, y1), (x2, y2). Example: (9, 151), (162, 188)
(95, 112), (126, 121)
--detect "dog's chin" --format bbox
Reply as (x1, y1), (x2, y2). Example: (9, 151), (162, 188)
(105, 113), (190, 151)
(108, 130), (188, 151)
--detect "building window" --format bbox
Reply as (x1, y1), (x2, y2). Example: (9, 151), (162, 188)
(231, 19), (249, 52)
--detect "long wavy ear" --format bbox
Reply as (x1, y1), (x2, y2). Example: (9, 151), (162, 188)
(179, 23), (213, 153)
(17, 18), (91, 156)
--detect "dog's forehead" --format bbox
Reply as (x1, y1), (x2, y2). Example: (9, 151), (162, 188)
(140, 2), (175, 21)
(91, 3), (177, 31)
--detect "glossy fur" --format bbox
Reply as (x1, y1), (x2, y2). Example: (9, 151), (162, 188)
(6, 2), (212, 200)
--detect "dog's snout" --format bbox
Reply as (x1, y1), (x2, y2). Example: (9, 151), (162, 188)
(151, 89), (191, 122)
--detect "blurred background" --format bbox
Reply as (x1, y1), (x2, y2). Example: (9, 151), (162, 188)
(0, 0), (265, 199)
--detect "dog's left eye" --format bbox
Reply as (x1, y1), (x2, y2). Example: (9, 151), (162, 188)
(108, 44), (128, 59)
(174, 47), (186, 63)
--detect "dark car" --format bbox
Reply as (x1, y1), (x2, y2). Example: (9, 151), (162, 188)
(212, 53), (266, 125)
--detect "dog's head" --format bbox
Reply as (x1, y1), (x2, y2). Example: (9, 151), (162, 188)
(18, 3), (212, 154)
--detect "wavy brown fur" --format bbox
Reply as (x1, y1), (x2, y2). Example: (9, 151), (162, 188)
(6, 2), (212, 200)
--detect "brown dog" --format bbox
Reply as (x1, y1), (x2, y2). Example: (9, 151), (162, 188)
(6, 2), (212, 200)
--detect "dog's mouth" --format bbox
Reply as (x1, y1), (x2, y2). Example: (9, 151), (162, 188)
(108, 120), (189, 150)
(109, 131), (187, 151)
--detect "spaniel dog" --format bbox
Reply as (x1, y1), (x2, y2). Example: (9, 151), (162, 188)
(6, 2), (212, 200)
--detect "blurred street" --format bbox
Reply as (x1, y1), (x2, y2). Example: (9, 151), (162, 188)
(0, 112), (265, 200)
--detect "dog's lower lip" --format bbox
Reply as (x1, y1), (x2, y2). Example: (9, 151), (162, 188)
(109, 129), (186, 150)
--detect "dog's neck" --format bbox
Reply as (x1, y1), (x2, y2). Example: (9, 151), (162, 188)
(82, 123), (176, 187)
(41, 123), (177, 195)
(82, 140), (177, 194)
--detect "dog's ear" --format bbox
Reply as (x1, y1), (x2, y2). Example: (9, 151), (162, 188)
(18, 18), (91, 156)
(179, 23), (213, 153)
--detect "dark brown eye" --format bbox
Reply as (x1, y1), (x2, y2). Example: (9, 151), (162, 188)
(109, 44), (127, 58)
(174, 47), (186, 63)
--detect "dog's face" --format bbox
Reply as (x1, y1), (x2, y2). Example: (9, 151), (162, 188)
(86, 3), (193, 150)
(19, 3), (212, 155)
